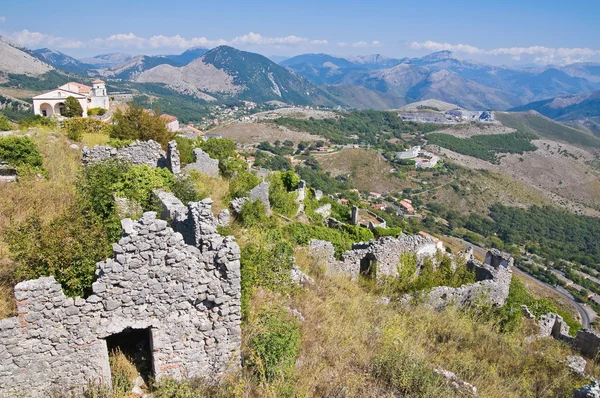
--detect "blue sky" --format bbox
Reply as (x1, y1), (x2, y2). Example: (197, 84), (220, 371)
(1, 0), (599, 65)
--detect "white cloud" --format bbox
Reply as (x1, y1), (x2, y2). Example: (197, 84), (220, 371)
(8, 30), (332, 51)
(409, 40), (600, 64)
(0, 16), (6, 24)
(337, 40), (382, 48)
(9, 29), (84, 48)
(409, 40), (482, 54)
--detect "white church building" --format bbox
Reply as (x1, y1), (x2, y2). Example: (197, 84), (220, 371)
(32, 79), (110, 117)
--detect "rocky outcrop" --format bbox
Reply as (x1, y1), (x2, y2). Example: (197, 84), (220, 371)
(249, 181), (271, 215)
(183, 148), (219, 178)
(82, 140), (165, 167)
(0, 211), (241, 397)
(166, 140), (181, 175)
(575, 381), (600, 398)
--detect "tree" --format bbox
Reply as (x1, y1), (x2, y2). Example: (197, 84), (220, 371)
(0, 114), (12, 131)
(110, 104), (174, 148)
(62, 96), (84, 118)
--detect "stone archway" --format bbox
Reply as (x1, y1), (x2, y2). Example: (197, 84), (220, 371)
(39, 103), (53, 117)
(54, 102), (65, 116)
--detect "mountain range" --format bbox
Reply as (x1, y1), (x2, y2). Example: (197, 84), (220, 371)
(2, 35), (600, 114)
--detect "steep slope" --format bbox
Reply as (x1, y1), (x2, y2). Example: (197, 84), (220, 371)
(102, 55), (182, 80)
(324, 84), (406, 110)
(0, 37), (53, 76)
(510, 89), (600, 121)
(79, 53), (135, 69)
(166, 47), (208, 65)
(32, 48), (94, 75)
(137, 46), (338, 105)
(495, 111), (600, 148)
(560, 62), (600, 83)
(343, 63), (429, 98)
(407, 70), (521, 110)
(281, 53), (405, 85)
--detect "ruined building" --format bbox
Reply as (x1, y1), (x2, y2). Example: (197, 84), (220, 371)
(0, 199), (241, 397)
(313, 236), (512, 308)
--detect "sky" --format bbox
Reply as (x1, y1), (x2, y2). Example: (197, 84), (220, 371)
(1, 0), (600, 65)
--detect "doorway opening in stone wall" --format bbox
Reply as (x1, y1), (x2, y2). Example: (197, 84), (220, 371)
(360, 255), (377, 279)
(105, 327), (154, 395)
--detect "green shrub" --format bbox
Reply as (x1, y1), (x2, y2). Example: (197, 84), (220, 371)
(247, 307), (301, 381)
(87, 107), (107, 116)
(173, 136), (200, 166)
(0, 114), (12, 131)
(373, 226), (403, 239)
(5, 212), (112, 297)
(199, 138), (236, 161)
(269, 172), (298, 217)
(240, 232), (294, 314)
(62, 96), (84, 118)
(19, 115), (58, 129)
(372, 349), (452, 396)
(170, 176), (202, 204)
(63, 118), (110, 141)
(0, 135), (44, 168)
(239, 199), (268, 227)
(106, 138), (134, 148)
(220, 157), (248, 179)
(229, 169), (260, 199)
(110, 104), (174, 148)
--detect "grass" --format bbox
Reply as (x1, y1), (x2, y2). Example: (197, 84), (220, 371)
(495, 112), (600, 149)
(81, 132), (111, 148)
(0, 128), (80, 318)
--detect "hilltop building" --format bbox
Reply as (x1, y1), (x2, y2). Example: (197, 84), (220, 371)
(160, 114), (180, 132)
(33, 79), (109, 117)
(395, 146), (439, 168)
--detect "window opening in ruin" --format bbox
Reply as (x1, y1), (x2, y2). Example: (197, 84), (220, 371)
(105, 327), (154, 388)
(360, 256), (377, 279)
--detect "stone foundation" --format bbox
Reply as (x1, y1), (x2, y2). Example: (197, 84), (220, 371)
(0, 209), (241, 397)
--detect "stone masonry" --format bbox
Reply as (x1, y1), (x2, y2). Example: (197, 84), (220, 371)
(166, 140), (181, 175)
(183, 148), (219, 178)
(82, 140), (166, 167)
(0, 209), (241, 397)
(328, 235), (438, 279)
(419, 249), (512, 309)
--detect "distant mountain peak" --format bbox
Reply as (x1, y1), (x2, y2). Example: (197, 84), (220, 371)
(420, 50), (454, 62)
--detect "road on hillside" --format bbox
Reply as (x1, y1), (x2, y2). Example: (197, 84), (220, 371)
(454, 238), (593, 329)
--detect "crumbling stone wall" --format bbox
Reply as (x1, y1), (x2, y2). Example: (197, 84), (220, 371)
(166, 140), (181, 175)
(574, 329), (600, 359)
(183, 148), (219, 178)
(82, 140), (166, 167)
(419, 250), (512, 309)
(0, 210), (241, 397)
(329, 235), (438, 279)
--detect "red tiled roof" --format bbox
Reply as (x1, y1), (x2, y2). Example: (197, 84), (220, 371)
(160, 114), (178, 122)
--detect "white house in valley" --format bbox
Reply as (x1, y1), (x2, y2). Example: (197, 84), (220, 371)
(32, 79), (110, 117)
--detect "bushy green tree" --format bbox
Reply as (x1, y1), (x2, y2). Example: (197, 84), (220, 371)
(199, 138), (236, 161)
(229, 169), (260, 199)
(0, 136), (44, 168)
(269, 172), (298, 217)
(6, 212), (112, 297)
(62, 96), (84, 118)
(110, 104), (174, 148)
(0, 114), (12, 131)
(239, 199), (268, 227)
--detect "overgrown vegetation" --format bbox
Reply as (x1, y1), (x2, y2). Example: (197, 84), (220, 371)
(426, 131), (538, 163)
(0, 135), (46, 176)
(62, 118), (110, 141)
(110, 104), (175, 148)
(269, 110), (440, 145)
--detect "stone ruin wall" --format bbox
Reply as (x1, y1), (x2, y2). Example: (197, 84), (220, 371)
(329, 235), (438, 278)
(82, 140), (166, 168)
(0, 204), (241, 397)
(81, 140), (219, 179)
(315, 236), (512, 309)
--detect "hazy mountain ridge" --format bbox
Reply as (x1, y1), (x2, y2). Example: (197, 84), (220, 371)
(136, 46), (340, 105)
(0, 37), (53, 76)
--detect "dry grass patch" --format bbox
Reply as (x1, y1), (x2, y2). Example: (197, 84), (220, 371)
(80, 132), (110, 148)
(0, 128), (80, 318)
